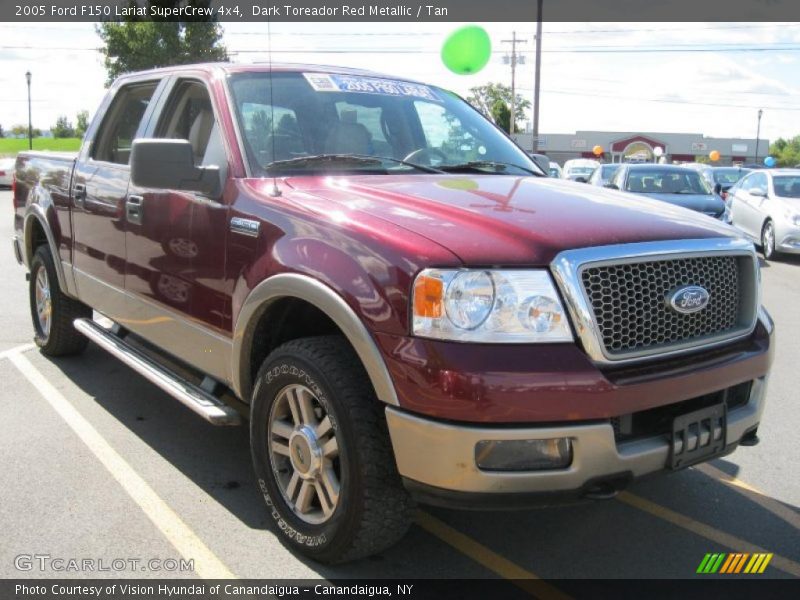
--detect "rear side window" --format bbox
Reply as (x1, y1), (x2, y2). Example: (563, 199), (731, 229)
(92, 82), (158, 165)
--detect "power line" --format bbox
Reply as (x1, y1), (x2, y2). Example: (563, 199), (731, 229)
(516, 87), (800, 111)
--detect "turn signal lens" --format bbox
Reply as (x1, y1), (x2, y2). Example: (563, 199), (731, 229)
(413, 274), (444, 318)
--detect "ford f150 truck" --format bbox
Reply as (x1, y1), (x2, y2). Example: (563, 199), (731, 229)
(12, 63), (773, 563)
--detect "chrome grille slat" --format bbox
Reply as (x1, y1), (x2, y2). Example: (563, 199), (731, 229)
(581, 256), (741, 355)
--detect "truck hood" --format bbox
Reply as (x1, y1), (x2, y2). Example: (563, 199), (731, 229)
(283, 174), (740, 265)
(633, 192), (726, 217)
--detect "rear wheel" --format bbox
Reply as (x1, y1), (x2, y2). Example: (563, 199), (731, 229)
(250, 336), (414, 563)
(761, 219), (777, 260)
(29, 245), (91, 356)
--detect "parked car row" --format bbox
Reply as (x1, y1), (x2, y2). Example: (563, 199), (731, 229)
(532, 154), (797, 261)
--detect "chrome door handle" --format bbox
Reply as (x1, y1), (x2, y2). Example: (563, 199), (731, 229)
(126, 195), (144, 225)
(73, 183), (86, 208)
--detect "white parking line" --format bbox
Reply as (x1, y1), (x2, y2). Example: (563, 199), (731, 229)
(0, 343), (35, 360)
(7, 350), (236, 579)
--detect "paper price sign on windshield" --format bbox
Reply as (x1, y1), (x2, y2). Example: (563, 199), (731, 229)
(304, 73), (441, 101)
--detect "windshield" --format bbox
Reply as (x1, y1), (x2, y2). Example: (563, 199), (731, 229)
(567, 167), (595, 176)
(625, 169), (711, 194)
(228, 72), (541, 176)
(549, 167), (560, 177)
(600, 164), (619, 178)
(713, 168), (750, 185)
(774, 176), (800, 198)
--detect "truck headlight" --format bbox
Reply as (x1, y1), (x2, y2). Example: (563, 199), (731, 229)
(412, 269), (574, 343)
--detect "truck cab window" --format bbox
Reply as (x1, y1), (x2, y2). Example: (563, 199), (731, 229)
(156, 80), (221, 166)
(92, 82), (158, 165)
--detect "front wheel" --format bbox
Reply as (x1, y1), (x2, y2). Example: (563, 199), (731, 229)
(761, 220), (777, 261)
(250, 336), (414, 563)
(29, 245), (91, 356)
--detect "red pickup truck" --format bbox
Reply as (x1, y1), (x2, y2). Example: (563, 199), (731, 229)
(12, 63), (773, 563)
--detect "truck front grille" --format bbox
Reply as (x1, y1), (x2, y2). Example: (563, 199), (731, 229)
(550, 239), (759, 364)
(581, 256), (744, 356)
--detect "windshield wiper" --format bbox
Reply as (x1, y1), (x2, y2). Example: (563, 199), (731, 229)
(265, 154), (443, 174)
(438, 160), (541, 176)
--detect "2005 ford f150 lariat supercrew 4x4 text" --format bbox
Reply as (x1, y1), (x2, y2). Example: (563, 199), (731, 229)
(12, 64), (773, 563)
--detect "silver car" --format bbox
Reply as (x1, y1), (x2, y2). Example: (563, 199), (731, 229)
(728, 168), (800, 259)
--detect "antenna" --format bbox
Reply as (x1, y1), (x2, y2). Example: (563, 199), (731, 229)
(267, 15), (281, 197)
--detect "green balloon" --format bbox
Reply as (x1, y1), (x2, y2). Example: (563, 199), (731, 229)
(441, 25), (492, 75)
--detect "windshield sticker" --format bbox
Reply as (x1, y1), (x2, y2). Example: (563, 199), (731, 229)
(303, 73), (441, 101)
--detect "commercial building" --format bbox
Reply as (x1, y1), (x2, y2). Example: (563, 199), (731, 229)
(512, 131), (770, 166)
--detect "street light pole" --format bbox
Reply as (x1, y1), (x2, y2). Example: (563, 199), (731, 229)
(754, 108), (763, 165)
(25, 71), (32, 151)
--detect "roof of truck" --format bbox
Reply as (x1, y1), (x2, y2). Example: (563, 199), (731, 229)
(116, 61), (422, 83)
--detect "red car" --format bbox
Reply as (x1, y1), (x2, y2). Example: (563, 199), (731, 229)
(12, 63), (773, 563)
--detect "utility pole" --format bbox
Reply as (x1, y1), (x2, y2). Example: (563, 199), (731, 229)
(533, 0), (543, 152)
(25, 71), (32, 150)
(754, 109), (763, 164)
(501, 32), (527, 135)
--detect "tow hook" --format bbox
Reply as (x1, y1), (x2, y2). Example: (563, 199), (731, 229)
(583, 484), (620, 501)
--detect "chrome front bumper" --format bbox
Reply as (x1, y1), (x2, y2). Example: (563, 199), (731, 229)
(386, 377), (767, 497)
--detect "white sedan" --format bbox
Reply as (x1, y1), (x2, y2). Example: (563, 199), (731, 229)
(0, 158), (14, 187)
(728, 168), (800, 259)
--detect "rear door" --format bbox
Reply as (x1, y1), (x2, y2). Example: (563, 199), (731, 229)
(123, 76), (232, 380)
(71, 79), (163, 319)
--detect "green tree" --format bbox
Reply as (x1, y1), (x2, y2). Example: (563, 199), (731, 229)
(11, 124), (41, 137)
(97, 1), (227, 86)
(466, 83), (531, 130)
(490, 99), (511, 133)
(769, 136), (800, 167)
(52, 115), (75, 138)
(76, 110), (90, 138)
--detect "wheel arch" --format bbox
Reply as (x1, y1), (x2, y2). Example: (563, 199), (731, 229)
(23, 206), (71, 294)
(232, 273), (398, 406)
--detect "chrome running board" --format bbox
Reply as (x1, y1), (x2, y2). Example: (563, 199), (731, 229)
(73, 318), (241, 426)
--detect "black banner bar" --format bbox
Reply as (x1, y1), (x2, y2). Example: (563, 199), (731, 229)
(1, 0), (800, 22)
(3, 579), (800, 600)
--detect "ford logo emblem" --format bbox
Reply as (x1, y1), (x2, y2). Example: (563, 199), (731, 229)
(667, 285), (710, 314)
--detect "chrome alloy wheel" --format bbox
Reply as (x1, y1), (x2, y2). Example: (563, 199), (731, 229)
(34, 266), (52, 338)
(763, 221), (775, 259)
(268, 384), (341, 524)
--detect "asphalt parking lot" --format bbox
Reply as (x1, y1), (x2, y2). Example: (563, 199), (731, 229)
(0, 189), (798, 589)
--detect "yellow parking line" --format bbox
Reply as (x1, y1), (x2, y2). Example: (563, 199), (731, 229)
(8, 351), (235, 579)
(695, 463), (800, 531)
(617, 491), (800, 577)
(416, 511), (572, 600)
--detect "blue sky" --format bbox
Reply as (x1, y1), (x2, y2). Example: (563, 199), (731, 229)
(0, 21), (798, 142)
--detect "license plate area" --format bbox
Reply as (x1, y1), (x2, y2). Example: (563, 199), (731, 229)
(669, 403), (727, 470)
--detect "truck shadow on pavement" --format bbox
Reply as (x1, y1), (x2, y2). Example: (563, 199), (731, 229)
(41, 346), (800, 579)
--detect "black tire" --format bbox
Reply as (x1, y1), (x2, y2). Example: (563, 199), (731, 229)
(29, 245), (91, 356)
(250, 336), (414, 563)
(761, 219), (777, 261)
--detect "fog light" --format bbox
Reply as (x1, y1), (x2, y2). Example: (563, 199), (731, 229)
(475, 438), (572, 472)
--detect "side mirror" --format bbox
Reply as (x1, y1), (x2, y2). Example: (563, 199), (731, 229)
(131, 139), (220, 198)
(604, 183), (619, 190)
(713, 183), (722, 195)
(575, 177), (588, 183)
(528, 153), (550, 175)
(749, 187), (767, 198)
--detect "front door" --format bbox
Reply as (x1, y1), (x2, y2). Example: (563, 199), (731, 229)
(123, 77), (231, 380)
